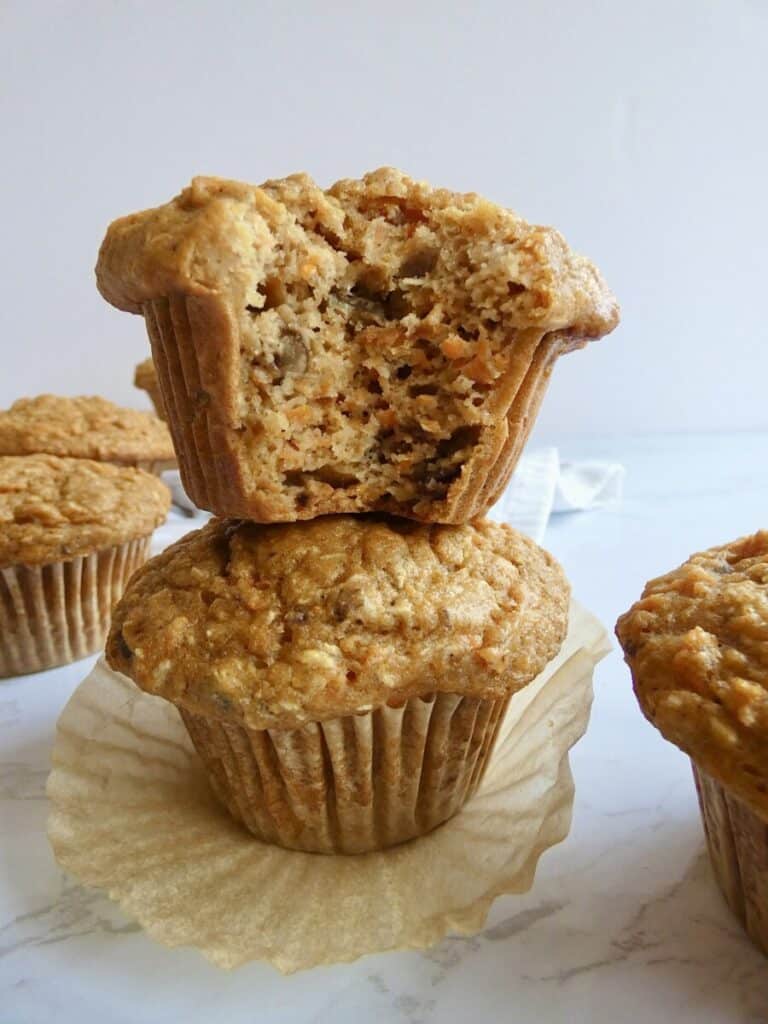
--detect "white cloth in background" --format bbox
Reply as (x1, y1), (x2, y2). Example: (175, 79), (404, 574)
(485, 448), (624, 542)
(156, 450), (624, 552)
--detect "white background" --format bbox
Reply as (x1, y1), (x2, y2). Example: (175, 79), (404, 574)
(1, 0), (766, 437)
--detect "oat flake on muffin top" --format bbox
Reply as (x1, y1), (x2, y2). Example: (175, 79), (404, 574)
(107, 515), (570, 730)
(616, 530), (768, 815)
(0, 395), (174, 464)
(0, 454), (170, 567)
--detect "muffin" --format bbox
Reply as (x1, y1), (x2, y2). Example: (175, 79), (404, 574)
(0, 395), (175, 474)
(616, 531), (768, 955)
(96, 168), (619, 524)
(0, 454), (170, 677)
(106, 514), (569, 854)
(134, 357), (167, 421)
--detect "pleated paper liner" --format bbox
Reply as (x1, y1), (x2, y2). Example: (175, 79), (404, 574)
(693, 764), (768, 956)
(0, 537), (150, 678)
(180, 690), (510, 854)
(47, 601), (610, 971)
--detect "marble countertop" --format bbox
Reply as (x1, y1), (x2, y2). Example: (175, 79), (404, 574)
(3, 432), (768, 1023)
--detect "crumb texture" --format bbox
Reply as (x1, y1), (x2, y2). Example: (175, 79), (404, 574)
(616, 531), (768, 817)
(97, 168), (619, 522)
(0, 395), (174, 463)
(0, 454), (170, 566)
(107, 515), (570, 729)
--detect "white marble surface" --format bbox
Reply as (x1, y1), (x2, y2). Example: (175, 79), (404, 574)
(3, 432), (768, 1023)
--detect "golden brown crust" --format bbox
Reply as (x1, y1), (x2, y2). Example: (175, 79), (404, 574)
(96, 169), (618, 524)
(107, 515), (569, 730)
(133, 358), (167, 421)
(616, 531), (768, 818)
(98, 170), (618, 335)
(0, 454), (170, 567)
(0, 395), (174, 464)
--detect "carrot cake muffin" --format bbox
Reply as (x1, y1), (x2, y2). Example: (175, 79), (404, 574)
(107, 514), (570, 853)
(0, 395), (175, 473)
(0, 454), (170, 676)
(616, 531), (768, 955)
(97, 168), (619, 524)
(134, 357), (167, 420)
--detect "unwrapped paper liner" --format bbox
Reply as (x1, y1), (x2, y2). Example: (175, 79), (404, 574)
(47, 600), (610, 972)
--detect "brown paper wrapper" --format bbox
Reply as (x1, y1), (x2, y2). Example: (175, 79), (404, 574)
(0, 537), (150, 678)
(141, 293), (563, 522)
(693, 763), (768, 955)
(47, 601), (609, 971)
(180, 691), (510, 855)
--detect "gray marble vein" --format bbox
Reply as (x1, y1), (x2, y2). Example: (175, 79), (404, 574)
(0, 877), (138, 961)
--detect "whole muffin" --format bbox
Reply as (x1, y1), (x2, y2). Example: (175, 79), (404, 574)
(616, 531), (768, 955)
(96, 168), (618, 524)
(107, 515), (569, 854)
(134, 357), (167, 421)
(0, 395), (175, 473)
(0, 454), (170, 676)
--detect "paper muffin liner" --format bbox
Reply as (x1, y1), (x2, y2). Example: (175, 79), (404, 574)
(141, 294), (565, 522)
(47, 601), (609, 971)
(692, 763), (768, 955)
(143, 295), (234, 515)
(179, 691), (510, 855)
(0, 537), (150, 678)
(461, 334), (564, 518)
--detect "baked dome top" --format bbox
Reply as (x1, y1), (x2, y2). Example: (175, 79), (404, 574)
(0, 395), (173, 463)
(0, 453), (170, 567)
(616, 531), (768, 817)
(107, 514), (569, 729)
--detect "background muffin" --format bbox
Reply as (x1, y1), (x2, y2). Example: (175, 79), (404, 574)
(0, 454), (170, 676)
(96, 168), (618, 524)
(616, 531), (768, 956)
(0, 394), (175, 473)
(133, 357), (167, 421)
(107, 514), (569, 854)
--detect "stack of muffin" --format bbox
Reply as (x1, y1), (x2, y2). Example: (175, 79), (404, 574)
(0, 396), (173, 677)
(96, 167), (619, 855)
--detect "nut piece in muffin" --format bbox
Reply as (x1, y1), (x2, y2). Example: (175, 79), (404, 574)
(107, 514), (569, 853)
(0, 454), (170, 676)
(134, 357), (167, 421)
(97, 168), (618, 524)
(616, 531), (768, 955)
(0, 394), (175, 473)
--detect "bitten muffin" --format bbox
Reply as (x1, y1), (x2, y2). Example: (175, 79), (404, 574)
(107, 514), (570, 854)
(96, 168), (619, 524)
(616, 531), (768, 956)
(0, 395), (175, 473)
(0, 454), (170, 676)
(134, 357), (167, 421)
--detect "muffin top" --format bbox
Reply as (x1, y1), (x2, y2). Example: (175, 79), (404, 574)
(616, 531), (768, 817)
(107, 515), (570, 729)
(133, 357), (157, 392)
(0, 454), (170, 567)
(97, 168), (618, 339)
(0, 395), (174, 464)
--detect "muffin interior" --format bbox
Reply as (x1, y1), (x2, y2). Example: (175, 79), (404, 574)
(213, 175), (583, 517)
